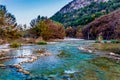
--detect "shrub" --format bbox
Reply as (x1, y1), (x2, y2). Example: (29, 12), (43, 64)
(37, 41), (47, 45)
(10, 42), (21, 48)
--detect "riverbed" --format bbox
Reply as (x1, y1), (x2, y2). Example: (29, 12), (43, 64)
(0, 39), (120, 80)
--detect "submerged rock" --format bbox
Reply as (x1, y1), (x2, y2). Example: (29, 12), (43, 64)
(17, 68), (24, 72)
(0, 64), (5, 67)
(13, 64), (22, 69)
(44, 52), (52, 56)
(23, 71), (30, 75)
(57, 51), (71, 58)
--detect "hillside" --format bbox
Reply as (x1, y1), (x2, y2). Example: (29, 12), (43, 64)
(59, 0), (108, 13)
(83, 9), (120, 40)
(51, 0), (120, 27)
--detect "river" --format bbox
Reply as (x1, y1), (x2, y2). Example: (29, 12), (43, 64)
(0, 39), (120, 80)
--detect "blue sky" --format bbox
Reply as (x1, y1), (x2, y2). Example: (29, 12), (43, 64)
(0, 0), (72, 25)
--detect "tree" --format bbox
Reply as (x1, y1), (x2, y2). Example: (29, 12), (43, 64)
(65, 27), (77, 38)
(0, 5), (20, 40)
(29, 18), (65, 40)
(30, 15), (47, 27)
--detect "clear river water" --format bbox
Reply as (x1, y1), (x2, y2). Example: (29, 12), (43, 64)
(0, 39), (120, 80)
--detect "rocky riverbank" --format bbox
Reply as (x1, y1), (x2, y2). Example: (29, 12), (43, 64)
(78, 43), (120, 62)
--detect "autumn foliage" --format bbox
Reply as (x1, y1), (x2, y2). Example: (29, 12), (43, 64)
(83, 9), (120, 40)
(65, 27), (83, 38)
(29, 18), (65, 40)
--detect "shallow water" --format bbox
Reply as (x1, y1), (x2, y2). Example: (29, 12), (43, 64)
(0, 40), (120, 80)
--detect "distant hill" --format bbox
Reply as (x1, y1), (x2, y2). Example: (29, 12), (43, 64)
(51, 0), (120, 27)
(83, 9), (120, 40)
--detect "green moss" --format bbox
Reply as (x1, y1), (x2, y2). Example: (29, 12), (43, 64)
(90, 57), (120, 72)
(10, 42), (21, 48)
(37, 41), (47, 45)
(57, 51), (71, 58)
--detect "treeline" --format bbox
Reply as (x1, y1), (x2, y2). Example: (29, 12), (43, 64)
(1, 1), (120, 42)
(51, 0), (120, 27)
(0, 5), (66, 43)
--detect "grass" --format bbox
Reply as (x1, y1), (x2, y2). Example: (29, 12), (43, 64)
(37, 41), (47, 45)
(92, 43), (120, 54)
(10, 42), (21, 48)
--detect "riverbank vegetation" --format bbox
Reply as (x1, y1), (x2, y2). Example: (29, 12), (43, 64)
(92, 43), (120, 55)
(10, 42), (21, 48)
(1, 3), (120, 44)
(37, 41), (47, 45)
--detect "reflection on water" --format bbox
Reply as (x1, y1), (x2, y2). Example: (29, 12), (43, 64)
(0, 40), (120, 80)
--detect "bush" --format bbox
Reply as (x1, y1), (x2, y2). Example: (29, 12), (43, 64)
(37, 41), (47, 45)
(10, 42), (21, 48)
